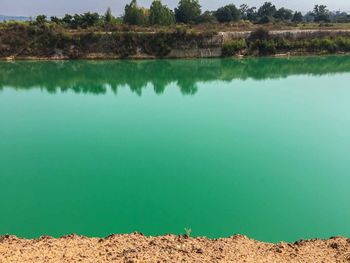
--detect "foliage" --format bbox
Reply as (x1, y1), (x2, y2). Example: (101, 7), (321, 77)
(249, 39), (276, 55)
(312, 5), (330, 22)
(195, 11), (217, 24)
(331, 11), (350, 23)
(274, 8), (293, 21)
(184, 228), (192, 237)
(239, 4), (258, 22)
(104, 8), (113, 23)
(222, 39), (245, 56)
(257, 2), (276, 23)
(248, 28), (271, 41)
(35, 15), (47, 25)
(123, 0), (149, 25)
(2, 1), (350, 28)
(215, 4), (240, 23)
(175, 0), (201, 24)
(57, 12), (101, 28)
(50, 16), (62, 24)
(292, 12), (304, 23)
(149, 0), (175, 26)
(335, 37), (350, 51)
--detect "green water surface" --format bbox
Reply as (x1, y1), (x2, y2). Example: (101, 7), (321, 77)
(0, 56), (350, 242)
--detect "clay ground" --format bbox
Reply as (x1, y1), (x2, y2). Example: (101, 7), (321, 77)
(0, 233), (350, 262)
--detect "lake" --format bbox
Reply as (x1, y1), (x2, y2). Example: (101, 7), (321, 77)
(0, 56), (350, 243)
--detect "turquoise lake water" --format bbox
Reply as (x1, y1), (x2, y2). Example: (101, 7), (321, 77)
(0, 56), (350, 242)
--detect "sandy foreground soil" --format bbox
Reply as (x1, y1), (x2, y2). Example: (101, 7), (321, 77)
(0, 233), (349, 263)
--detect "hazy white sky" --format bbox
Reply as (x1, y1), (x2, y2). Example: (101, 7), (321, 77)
(1, 0), (349, 17)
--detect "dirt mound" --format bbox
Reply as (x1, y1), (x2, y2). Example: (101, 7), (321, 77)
(0, 233), (349, 262)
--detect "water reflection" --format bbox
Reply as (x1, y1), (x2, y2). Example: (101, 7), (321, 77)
(1, 55), (350, 95)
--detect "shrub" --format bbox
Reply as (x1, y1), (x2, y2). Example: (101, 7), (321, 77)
(308, 38), (337, 53)
(249, 39), (276, 55)
(248, 28), (271, 42)
(336, 37), (350, 51)
(319, 38), (337, 52)
(222, 39), (245, 56)
(275, 37), (291, 50)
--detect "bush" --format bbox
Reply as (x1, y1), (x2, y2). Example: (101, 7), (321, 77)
(307, 38), (337, 53)
(222, 39), (245, 56)
(249, 39), (276, 55)
(336, 37), (350, 51)
(248, 28), (271, 42)
(319, 38), (337, 52)
(274, 37), (291, 50)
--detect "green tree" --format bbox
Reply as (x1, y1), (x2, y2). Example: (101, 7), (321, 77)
(292, 11), (304, 23)
(246, 6), (258, 22)
(274, 7), (293, 21)
(35, 15), (47, 25)
(332, 11), (350, 23)
(196, 11), (217, 23)
(80, 12), (100, 28)
(123, 0), (149, 25)
(175, 0), (201, 24)
(257, 2), (276, 23)
(104, 7), (113, 23)
(50, 16), (62, 24)
(62, 14), (73, 26)
(215, 4), (240, 23)
(149, 0), (175, 25)
(304, 11), (315, 22)
(239, 4), (249, 20)
(312, 5), (330, 22)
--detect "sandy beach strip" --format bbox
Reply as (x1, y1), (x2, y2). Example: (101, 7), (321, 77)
(0, 233), (349, 262)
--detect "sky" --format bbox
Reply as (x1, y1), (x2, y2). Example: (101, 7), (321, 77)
(0, 0), (349, 17)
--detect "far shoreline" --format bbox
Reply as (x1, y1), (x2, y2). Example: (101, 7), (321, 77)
(2, 51), (350, 61)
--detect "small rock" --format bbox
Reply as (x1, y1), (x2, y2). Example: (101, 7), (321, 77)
(195, 248), (204, 254)
(330, 243), (339, 250)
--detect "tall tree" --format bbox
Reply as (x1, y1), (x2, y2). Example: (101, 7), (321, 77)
(246, 6), (258, 22)
(312, 5), (330, 22)
(62, 14), (73, 26)
(239, 4), (249, 20)
(258, 2), (276, 17)
(195, 11), (217, 23)
(215, 4), (240, 23)
(274, 7), (293, 21)
(257, 2), (276, 23)
(50, 16), (62, 24)
(104, 7), (113, 23)
(175, 0), (201, 24)
(149, 0), (175, 25)
(35, 15), (47, 25)
(123, 0), (149, 25)
(291, 11), (304, 23)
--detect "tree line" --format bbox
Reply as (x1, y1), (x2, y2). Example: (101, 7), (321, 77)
(30, 0), (350, 28)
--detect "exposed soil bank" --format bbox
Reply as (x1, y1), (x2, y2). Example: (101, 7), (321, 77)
(1, 27), (350, 60)
(0, 234), (349, 262)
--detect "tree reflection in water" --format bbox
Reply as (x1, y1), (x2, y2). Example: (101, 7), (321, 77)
(1, 56), (350, 95)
